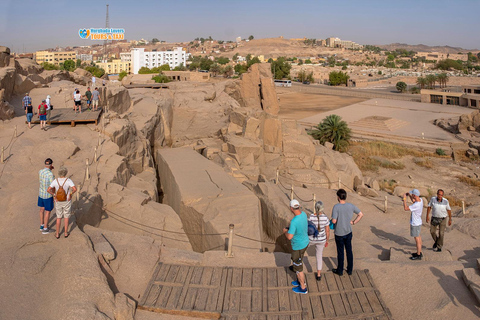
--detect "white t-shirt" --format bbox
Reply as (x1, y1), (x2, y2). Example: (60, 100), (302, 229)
(45, 98), (51, 110)
(92, 76), (96, 83)
(308, 213), (329, 243)
(428, 197), (451, 218)
(409, 199), (423, 226)
(74, 93), (81, 102)
(49, 178), (75, 201)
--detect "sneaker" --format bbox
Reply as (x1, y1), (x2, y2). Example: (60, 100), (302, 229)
(42, 228), (50, 235)
(292, 286), (308, 294)
(433, 242), (437, 249)
(410, 253), (423, 260)
(347, 271), (353, 276)
(434, 248), (442, 252)
(40, 225), (44, 231)
(332, 268), (343, 276)
(315, 274), (322, 281)
(289, 265), (294, 272)
(291, 280), (300, 287)
(411, 252), (418, 257)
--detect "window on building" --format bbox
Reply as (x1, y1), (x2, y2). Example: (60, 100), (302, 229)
(431, 95), (443, 104)
(472, 99), (478, 107)
(474, 89), (480, 94)
(446, 96), (459, 105)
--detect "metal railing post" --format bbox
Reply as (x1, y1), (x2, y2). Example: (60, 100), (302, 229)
(226, 224), (234, 257)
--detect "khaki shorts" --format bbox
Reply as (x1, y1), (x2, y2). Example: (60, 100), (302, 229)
(92, 100), (99, 107)
(56, 200), (72, 219)
(291, 246), (308, 273)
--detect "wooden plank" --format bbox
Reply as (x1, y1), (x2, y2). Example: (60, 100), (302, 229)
(340, 275), (363, 316)
(155, 285), (173, 308)
(214, 267), (229, 312)
(182, 266), (203, 310)
(137, 305), (221, 319)
(334, 274), (353, 316)
(351, 271), (373, 314)
(240, 268), (253, 313)
(357, 270), (373, 288)
(227, 268), (243, 312)
(143, 284), (162, 307)
(251, 268), (263, 313)
(325, 273), (347, 317)
(276, 268), (290, 312)
(305, 273), (323, 318)
(139, 262), (163, 306)
(262, 268), (268, 313)
(221, 267), (234, 312)
(176, 266), (195, 310)
(165, 265), (190, 309)
(202, 267), (222, 311)
(365, 270), (392, 320)
(298, 285), (313, 319)
(267, 268), (279, 312)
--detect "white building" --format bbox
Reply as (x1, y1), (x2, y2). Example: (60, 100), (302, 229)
(76, 54), (93, 61)
(120, 52), (131, 62)
(131, 47), (188, 74)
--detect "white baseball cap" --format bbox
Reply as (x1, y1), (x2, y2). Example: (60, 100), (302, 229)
(410, 189), (420, 196)
(290, 199), (300, 209)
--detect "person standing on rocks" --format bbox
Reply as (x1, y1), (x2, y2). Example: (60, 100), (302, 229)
(426, 189), (452, 253)
(91, 76), (96, 87)
(74, 89), (82, 113)
(47, 166), (77, 239)
(22, 92), (32, 111)
(308, 200), (330, 281)
(38, 158), (55, 234)
(92, 87), (100, 112)
(403, 189), (424, 260)
(84, 87), (92, 110)
(38, 99), (48, 130)
(283, 199), (309, 294)
(331, 189), (364, 276)
(25, 100), (34, 129)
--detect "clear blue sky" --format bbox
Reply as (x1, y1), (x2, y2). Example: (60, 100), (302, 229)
(1, 0), (479, 53)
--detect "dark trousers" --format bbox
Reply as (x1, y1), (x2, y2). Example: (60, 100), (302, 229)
(335, 232), (353, 274)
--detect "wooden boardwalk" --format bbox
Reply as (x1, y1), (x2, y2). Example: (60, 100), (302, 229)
(31, 108), (102, 126)
(139, 263), (392, 319)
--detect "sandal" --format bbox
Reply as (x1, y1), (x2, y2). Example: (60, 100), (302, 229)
(315, 274), (322, 281)
(64, 233), (70, 238)
(55, 234), (60, 239)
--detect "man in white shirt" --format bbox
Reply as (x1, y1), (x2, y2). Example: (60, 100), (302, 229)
(426, 189), (452, 252)
(403, 189), (423, 260)
(92, 76), (96, 87)
(47, 166), (77, 239)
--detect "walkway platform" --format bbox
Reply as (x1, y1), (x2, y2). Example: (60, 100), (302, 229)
(139, 263), (392, 319)
(124, 83), (169, 89)
(31, 108), (102, 126)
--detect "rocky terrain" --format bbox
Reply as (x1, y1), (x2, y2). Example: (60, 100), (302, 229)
(1, 45), (480, 320)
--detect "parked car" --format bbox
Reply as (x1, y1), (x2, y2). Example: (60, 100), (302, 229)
(302, 81), (310, 85)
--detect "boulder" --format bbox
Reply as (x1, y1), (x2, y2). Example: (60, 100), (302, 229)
(103, 85), (131, 114)
(74, 68), (92, 77)
(225, 134), (263, 166)
(365, 177), (380, 191)
(156, 147), (263, 253)
(0, 67), (16, 100)
(353, 176), (364, 190)
(0, 100), (14, 120)
(261, 117), (283, 149)
(356, 185), (379, 198)
(15, 58), (43, 76)
(243, 116), (261, 140)
(393, 186), (430, 198)
(14, 73), (37, 94)
(260, 77), (279, 116)
(114, 293), (136, 320)
(282, 134), (316, 169)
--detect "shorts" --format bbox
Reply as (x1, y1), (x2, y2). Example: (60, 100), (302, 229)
(55, 200), (72, 219)
(410, 225), (421, 237)
(39, 115), (47, 121)
(291, 246), (308, 273)
(92, 100), (99, 107)
(26, 113), (33, 122)
(87, 100), (91, 105)
(75, 100), (81, 106)
(38, 196), (54, 211)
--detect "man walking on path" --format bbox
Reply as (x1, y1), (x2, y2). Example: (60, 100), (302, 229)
(403, 189), (424, 260)
(331, 189), (364, 276)
(85, 87), (92, 110)
(38, 158), (55, 234)
(92, 87), (100, 111)
(48, 167), (77, 239)
(283, 199), (309, 294)
(426, 189), (452, 252)
(38, 100), (48, 130)
(22, 92), (32, 110)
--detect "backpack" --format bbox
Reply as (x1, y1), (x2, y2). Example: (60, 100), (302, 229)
(55, 178), (68, 201)
(308, 220), (319, 238)
(39, 103), (46, 114)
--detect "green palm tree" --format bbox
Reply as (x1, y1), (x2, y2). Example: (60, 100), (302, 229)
(309, 114), (351, 151)
(437, 73), (448, 88)
(416, 77), (427, 89)
(425, 74), (437, 89)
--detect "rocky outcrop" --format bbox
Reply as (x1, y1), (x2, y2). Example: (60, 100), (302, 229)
(156, 147), (263, 253)
(16, 58), (43, 76)
(101, 85), (132, 114)
(0, 89), (14, 120)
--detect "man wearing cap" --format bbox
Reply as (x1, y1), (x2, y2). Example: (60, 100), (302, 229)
(283, 199), (309, 294)
(331, 189), (364, 276)
(38, 99), (48, 130)
(426, 189), (452, 252)
(403, 189), (423, 260)
(38, 158), (55, 234)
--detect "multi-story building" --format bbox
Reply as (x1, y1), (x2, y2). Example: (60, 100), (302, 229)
(131, 47), (188, 74)
(415, 52), (468, 62)
(35, 50), (76, 66)
(120, 52), (131, 62)
(77, 54), (93, 61)
(96, 59), (131, 75)
(421, 86), (480, 107)
(326, 37), (338, 48)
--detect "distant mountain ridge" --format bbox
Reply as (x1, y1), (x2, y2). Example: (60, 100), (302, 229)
(377, 43), (479, 54)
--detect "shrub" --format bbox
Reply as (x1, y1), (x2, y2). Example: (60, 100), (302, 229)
(435, 148), (446, 156)
(309, 114), (351, 151)
(396, 81), (407, 93)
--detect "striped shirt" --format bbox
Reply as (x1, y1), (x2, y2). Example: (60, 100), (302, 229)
(39, 168), (54, 199)
(428, 197), (451, 218)
(308, 213), (329, 243)
(22, 96), (32, 108)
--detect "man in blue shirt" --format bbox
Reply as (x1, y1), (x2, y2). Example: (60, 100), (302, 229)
(22, 92), (32, 110)
(283, 199), (309, 294)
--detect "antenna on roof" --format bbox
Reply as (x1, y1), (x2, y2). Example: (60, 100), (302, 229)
(103, 4), (110, 60)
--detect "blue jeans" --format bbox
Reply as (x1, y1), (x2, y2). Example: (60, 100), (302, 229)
(335, 232), (353, 274)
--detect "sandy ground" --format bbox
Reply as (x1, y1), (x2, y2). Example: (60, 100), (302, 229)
(277, 90), (366, 120)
